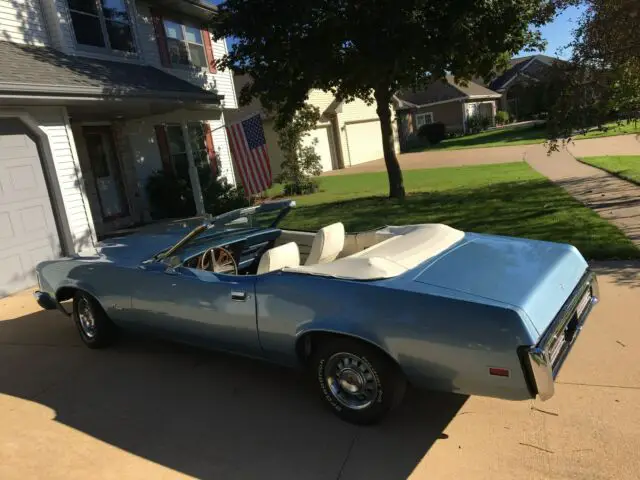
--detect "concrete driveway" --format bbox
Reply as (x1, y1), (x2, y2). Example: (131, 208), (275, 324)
(1, 262), (640, 479)
(324, 133), (640, 176)
(323, 145), (526, 176)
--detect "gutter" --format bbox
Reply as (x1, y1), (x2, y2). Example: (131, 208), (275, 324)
(0, 83), (223, 103)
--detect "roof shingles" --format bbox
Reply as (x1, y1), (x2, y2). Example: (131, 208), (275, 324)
(396, 76), (500, 108)
(0, 41), (220, 102)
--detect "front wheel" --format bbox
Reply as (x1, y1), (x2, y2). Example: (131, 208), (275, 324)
(72, 292), (117, 349)
(311, 338), (406, 425)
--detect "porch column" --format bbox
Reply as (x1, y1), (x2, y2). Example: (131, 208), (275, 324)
(181, 122), (206, 216)
(461, 101), (467, 134)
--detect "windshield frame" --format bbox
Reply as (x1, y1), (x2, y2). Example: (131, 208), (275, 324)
(153, 199), (296, 263)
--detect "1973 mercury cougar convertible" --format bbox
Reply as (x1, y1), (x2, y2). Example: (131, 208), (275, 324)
(34, 200), (599, 424)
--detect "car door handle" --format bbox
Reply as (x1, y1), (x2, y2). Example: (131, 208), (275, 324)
(231, 291), (247, 301)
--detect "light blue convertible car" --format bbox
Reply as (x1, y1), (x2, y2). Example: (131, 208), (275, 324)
(34, 200), (599, 424)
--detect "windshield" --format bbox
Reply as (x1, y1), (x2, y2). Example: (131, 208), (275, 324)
(154, 199), (295, 264)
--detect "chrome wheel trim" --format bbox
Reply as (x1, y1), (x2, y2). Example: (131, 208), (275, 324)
(324, 352), (378, 410)
(77, 298), (97, 339)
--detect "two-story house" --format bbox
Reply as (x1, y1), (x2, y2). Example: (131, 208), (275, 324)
(0, 0), (239, 296)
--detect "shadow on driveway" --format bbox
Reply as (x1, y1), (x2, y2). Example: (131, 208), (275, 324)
(0, 310), (467, 479)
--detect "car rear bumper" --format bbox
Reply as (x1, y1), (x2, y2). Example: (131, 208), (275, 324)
(526, 269), (599, 401)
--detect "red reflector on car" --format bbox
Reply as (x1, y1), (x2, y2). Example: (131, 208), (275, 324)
(489, 367), (510, 377)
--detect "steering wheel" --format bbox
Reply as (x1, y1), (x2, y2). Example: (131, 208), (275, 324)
(198, 247), (238, 275)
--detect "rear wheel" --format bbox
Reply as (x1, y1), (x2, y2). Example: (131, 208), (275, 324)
(311, 338), (406, 425)
(73, 292), (117, 349)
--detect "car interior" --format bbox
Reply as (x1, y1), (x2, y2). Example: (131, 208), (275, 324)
(181, 222), (400, 277)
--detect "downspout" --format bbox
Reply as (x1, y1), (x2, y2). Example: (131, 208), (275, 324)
(329, 113), (345, 169)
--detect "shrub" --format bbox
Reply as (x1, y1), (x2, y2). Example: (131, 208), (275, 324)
(275, 104), (323, 195)
(465, 115), (482, 134)
(417, 122), (446, 144)
(465, 114), (492, 134)
(145, 159), (250, 220)
(496, 110), (510, 125)
(146, 170), (194, 219)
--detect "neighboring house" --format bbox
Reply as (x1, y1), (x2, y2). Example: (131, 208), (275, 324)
(0, 0), (239, 296)
(394, 76), (501, 149)
(485, 55), (564, 118)
(226, 75), (401, 177)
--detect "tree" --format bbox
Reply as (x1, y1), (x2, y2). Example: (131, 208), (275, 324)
(274, 104), (323, 195)
(547, 0), (640, 141)
(212, 0), (567, 199)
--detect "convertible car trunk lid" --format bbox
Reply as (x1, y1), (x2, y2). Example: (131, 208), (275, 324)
(414, 233), (589, 336)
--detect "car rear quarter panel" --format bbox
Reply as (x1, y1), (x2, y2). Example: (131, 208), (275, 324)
(255, 272), (537, 400)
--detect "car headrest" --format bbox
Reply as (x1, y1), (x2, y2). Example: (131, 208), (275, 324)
(305, 222), (345, 265)
(257, 242), (300, 274)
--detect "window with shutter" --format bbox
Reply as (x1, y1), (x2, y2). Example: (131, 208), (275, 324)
(155, 123), (211, 180)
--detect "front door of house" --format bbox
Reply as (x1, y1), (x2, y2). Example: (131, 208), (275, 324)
(83, 126), (129, 221)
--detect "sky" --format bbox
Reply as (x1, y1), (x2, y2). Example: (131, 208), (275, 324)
(518, 4), (587, 59)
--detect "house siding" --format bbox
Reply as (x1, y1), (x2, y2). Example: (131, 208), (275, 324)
(22, 106), (97, 251)
(308, 89), (336, 118)
(416, 102), (465, 132)
(134, 1), (237, 109)
(209, 114), (236, 184)
(0, 0), (49, 45)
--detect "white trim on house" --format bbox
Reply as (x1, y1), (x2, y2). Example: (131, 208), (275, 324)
(61, 108), (98, 247)
(416, 112), (434, 128)
(495, 57), (540, 91)
(396, 93), (501, 111)
(467, 94), (502, 100)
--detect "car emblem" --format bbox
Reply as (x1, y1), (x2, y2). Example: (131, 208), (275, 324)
(559, 283), (565, 291)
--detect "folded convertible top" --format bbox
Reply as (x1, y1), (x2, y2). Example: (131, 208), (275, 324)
(285, 224), (465, 280)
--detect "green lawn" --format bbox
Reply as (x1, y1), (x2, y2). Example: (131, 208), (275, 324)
(579, 156), (640, 185)
(418, 121), (640, 151)
(274, 163), (639, 260)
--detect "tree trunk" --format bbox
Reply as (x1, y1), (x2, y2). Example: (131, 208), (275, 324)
(374, 88), (405, 200)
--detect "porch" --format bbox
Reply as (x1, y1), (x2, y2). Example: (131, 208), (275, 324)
(67, 107), (234, 239)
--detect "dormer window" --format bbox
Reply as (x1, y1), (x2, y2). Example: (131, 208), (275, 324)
(68, 0), (136, 53)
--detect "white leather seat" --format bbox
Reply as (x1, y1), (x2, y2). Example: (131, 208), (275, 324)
(305, 222), (345, 265)
(257, 242), (300, 274)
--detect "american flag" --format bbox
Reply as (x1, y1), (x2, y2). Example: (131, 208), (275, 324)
(226, 114), (272, 196)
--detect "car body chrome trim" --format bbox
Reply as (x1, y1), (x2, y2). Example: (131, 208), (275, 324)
(33, 290), (71, 316)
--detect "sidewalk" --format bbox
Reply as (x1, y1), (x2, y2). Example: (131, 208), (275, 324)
(524, 140), (640, 248)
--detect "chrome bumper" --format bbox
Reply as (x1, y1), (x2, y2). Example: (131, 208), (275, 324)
(527, 270), (599, 401)
(33, 291), (71, 316)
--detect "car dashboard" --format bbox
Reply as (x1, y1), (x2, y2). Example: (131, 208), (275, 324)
(182, 227), (282, 275)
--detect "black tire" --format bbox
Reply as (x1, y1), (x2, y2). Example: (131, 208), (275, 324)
(311, 337), (406, 425)
(72, 291), (117, 349)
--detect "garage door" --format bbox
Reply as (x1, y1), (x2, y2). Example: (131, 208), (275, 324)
(0, 119), (60, 297)
(301, 126), (335, 172)
(345, 120), (384, 166)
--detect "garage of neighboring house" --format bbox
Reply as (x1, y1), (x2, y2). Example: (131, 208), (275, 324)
(301, 125), (337, 172)
(343, 120), (385, 167)
(0, 117), (65, 297)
